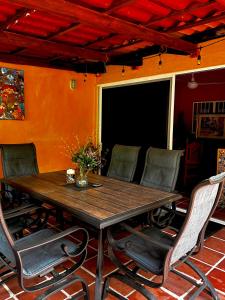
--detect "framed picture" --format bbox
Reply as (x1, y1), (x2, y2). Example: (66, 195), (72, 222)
(217, 149), (225, 174)
(192, 100), (225, 133)
(0, 67), (24, 120)
(196, 114), (225, 139)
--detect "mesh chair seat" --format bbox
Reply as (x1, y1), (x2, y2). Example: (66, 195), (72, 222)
(116, 227), (174, 275)
(0, 228), (79, 277)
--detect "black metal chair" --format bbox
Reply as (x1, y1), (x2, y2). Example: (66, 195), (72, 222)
(141, 147), (184, 228)
(103, 172), (225, 300)
(0, 143), (49, 236)
(0, 193), (89, 300)
(107, 144), (140, 182)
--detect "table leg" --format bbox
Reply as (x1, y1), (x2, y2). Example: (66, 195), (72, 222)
(95, 229), (104, 300)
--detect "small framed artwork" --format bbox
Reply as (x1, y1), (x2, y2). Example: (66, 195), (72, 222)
(217, 149), (225, 174)
(0, 67), (24, 120)
(196, 114), (225, 139)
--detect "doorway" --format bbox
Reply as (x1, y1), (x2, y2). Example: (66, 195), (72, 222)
(100, 79), (171, 181)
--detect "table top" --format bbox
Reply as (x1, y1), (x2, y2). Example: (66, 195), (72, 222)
(1, 170), (181, 229)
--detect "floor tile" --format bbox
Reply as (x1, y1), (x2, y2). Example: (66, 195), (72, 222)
(184, 288), (224, 300)
(191, 246), (224, 265)
(129, 286), (176, 299)
(163, 271), (194, 296)
(216, 256), (225, 270)
(107, 276), (134, 296)
(16, 290), (66, 300)
(83, 255), (117, 277)
(174, 258), (211, 280)
(207, 268), (225, 293)
(0, 286), (11, 299)
(204, 236), (225, 253)
(213, 227), (225, 241)
(63, 267), (95, 295)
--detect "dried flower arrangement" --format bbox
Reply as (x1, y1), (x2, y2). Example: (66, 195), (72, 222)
(63, 136), (102, 186)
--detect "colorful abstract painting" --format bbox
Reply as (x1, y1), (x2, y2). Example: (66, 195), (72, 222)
(0, 67), (24, 120)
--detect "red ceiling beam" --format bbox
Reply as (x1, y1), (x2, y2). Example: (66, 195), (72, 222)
(0, 52), (76, 70)
(0, 31), (107, 61)
(167, 11), (225, 33)
(12, 0), (196, 53)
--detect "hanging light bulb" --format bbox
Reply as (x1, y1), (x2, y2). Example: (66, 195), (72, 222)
(122, 65), (125, 76)
(84, 64), (87, 82)
(197, 47), (202, 65)
(158, 53), (162, 67)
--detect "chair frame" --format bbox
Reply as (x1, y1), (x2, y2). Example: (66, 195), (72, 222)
(103, 174), (224, 300)
(0, 196), (89, 299)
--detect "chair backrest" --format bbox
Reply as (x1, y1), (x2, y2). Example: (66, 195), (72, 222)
(169, 172), (225, 266)
(107, 144), (140, 182)
(140, 147), (184, 192)
(0, 143), (39, 177)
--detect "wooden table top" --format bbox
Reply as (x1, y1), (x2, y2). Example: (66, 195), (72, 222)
(1, 170), (181, 229)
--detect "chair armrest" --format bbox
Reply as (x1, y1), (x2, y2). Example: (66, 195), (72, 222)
(15, 226), (88, 255)
(4, 204), (40, 219)
(120, 222), (172, 251)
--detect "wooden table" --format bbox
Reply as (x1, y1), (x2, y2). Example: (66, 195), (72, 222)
(2, 170), (181, 300)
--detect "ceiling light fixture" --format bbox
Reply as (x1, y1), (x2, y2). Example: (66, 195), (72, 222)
(122, 66), (125, 76)
(197, 46), (202, 65)
(158, 53), (162, 67)
(187, 73), (198, 89)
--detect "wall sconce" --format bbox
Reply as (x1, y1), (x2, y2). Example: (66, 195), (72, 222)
(70, 79), (77, 90)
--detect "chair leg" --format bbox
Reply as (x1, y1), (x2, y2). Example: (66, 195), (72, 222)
(172, 259), (219, 300)
(185, 259), (219, 300)
(103, 272), (157, 300)
(34, 274), (89, 300)
(108, 246), (161, 289)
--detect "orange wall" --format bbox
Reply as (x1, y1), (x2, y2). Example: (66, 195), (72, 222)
(0, 62), (97, 177)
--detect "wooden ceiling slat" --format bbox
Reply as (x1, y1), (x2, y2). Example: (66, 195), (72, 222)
(0, 8), (30, 30)
(167, 11), (225, 33)
(11, 0), (196, 53)
(0, 30), (107, 61)
(106, 0), (136, 13)
(48, 22), (80, 39)
(147, 0), (217, 25)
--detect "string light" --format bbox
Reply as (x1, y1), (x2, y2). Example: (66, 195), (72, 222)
(197, 46), (202, 65)
(158, 53), (162, 67)
(84, 64), (87, 82)
(122, 65), (125, 76)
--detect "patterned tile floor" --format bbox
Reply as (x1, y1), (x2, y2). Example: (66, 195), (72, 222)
(0, 217), (225, 300)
